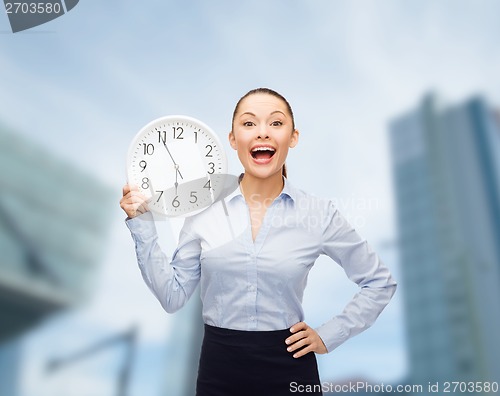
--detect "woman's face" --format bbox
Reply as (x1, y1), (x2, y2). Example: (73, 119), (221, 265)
(229, 93), (299, 181)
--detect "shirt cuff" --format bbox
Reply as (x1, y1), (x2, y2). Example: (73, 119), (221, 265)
(125, 211), (157, 240)
(315, 320), (349, 353)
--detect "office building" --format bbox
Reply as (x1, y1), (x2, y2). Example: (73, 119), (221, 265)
(389, 94), (500, 393)
(0, 124), (113, 395)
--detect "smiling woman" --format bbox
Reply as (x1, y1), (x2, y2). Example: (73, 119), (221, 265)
(230, 87), (297, 179)
(120, 87), (397, 396)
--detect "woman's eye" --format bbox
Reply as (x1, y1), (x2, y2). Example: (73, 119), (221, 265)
(271, 121), (283, 126)
(243, 121), (254, 127)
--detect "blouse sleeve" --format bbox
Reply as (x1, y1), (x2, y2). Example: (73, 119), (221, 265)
(125, 211), (201, 313)
(314, 202), (397, 352)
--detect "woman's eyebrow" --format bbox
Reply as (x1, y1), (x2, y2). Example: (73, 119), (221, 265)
(239, 111), (286, 118)
(239, 110), (287, 120)
(270, 110), (286, 117)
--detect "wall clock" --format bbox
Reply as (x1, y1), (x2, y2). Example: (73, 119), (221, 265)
(127, 115), (228, 217)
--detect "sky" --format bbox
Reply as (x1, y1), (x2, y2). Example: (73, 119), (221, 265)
(1, 1), (500, 395)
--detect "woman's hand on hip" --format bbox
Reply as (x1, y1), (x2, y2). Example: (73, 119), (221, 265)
(285, 322), (327, 358)
(120, 184), (149, 219)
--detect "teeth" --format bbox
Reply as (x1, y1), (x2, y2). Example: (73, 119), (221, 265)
(251, 147), (276, 152)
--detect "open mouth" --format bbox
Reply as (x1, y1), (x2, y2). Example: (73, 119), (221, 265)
(250, 146), (276, 161)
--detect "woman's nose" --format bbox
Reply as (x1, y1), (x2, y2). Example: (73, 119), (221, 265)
(257, 125), (269, 139)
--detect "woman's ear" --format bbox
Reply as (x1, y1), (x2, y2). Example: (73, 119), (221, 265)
(289, 129), (299, 148)
(228, 131), (237, 150)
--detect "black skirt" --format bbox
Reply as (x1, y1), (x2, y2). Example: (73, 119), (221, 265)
(196, 324), (322, 396)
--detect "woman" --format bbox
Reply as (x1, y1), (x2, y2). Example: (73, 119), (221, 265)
(120, 88), (397, 395)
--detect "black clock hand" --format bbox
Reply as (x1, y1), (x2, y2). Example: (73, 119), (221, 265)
(174, 165), (179, 195)
(162, 141), (183, 179)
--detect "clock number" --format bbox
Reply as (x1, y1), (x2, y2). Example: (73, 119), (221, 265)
(172, 196), (180, 208)
(207, 162), (215, 174)
(155, 190), (164, 203)
(142, 177), (150, 189)
(205, 145), (213, 157)
(203, 180), (211, 190)
(143, 143), (154, 155)
(194, 131), (198, 143)
(189, 191), (198, 203)
(172, 126), (184, 139)
(158, 131), (167, 144)
(139, 160), (147, 172)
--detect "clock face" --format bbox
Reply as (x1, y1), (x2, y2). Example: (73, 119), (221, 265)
(126, 115), (228, 217)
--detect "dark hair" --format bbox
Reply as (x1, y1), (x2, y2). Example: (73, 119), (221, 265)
(231, 88), (295, 178)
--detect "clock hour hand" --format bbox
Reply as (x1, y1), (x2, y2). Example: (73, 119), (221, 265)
(174, 164), (185, 195)
(176, 167), (183, 180)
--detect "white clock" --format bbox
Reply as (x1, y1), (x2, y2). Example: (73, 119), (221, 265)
(126, 115), (228, 217)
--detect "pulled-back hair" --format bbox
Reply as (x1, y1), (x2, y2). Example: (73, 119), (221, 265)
(231, 88), (295, 178)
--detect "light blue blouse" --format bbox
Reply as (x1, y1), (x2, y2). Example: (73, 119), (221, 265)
(126, 177), (397, 352)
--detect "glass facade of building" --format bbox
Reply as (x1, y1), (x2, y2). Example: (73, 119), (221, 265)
(0, 124), (113, 342)
(389, 94), (500, 393)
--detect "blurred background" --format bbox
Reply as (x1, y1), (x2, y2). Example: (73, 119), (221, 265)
(1, 1), (499, 395)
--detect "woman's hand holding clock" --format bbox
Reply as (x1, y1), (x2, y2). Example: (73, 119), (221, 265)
(120, 184), (149, 219)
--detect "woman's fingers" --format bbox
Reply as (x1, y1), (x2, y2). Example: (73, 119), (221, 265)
(285, 322), (328, 358)
(285, 321), (308, 345)
(122, 184), (131, 196)
(120, 184), (149, 218)
(287, 336), (308, 352)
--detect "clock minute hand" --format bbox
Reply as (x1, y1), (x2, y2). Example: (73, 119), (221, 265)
(163, 141), (184, 181)
(162, 141), (178, 167)
(176, 166), (183, 180)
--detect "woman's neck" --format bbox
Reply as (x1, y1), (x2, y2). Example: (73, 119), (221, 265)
(240, 172), (284, 207)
